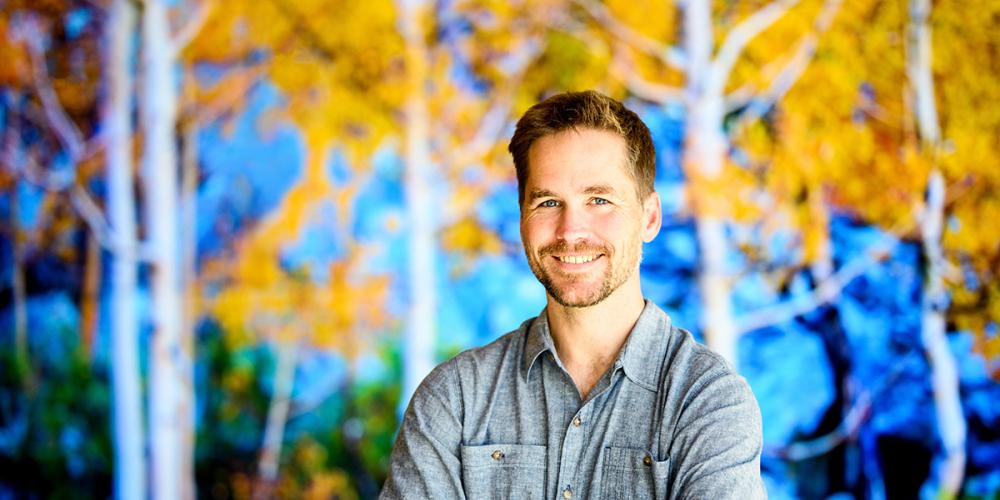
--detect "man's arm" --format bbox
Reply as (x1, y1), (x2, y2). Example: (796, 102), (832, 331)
(669, 353), (766, 499)
(380, 367), (465, 499)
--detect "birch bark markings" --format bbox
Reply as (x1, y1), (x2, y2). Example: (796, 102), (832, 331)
(105, 1), (145, 498)
(141, 0), (194, 497)
(908, 0), (966, 494)
(683, 0), (735, 364)
(681, 0), (804, 366)
(257, 339), (299, 491)
(398, 0), (438, 409)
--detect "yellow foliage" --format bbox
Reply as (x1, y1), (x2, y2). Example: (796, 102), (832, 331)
(183, 0), (406, 161)
(277, 437), (358, 500)
(731, 0), (837, 94)
(442, 217), (503, 256)
(684, 158), (762, 222)
(733, 0), (1000, 359)
(205, 142), (388, 358)
(0, 15), (30, 87)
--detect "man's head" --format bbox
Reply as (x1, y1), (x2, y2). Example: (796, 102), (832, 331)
(508, 90), (656, 207)
(510, 91), (661, 308)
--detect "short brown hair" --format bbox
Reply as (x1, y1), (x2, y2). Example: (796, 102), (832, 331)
(508, 90), (656, 205)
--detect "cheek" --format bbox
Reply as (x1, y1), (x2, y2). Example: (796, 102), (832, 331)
(520, 215), (551, 243)
(593, 211), (634, 236)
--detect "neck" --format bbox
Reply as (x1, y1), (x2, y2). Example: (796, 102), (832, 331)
(546, 275), (646, 399)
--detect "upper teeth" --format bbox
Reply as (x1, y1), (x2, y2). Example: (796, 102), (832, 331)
(559, 255), (596, 264)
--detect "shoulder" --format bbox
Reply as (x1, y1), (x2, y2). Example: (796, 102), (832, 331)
(665, 326), (744, 385)
(658, 325), (760, 421)
(408, 318), (533, 412)
(659, 328), (765, 495)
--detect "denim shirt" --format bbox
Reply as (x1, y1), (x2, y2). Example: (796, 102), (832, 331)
(380, 301), (766, 499)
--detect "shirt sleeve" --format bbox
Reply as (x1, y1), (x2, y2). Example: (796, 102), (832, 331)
(669, 354), (767, 499)
(379, 365), (466, 499)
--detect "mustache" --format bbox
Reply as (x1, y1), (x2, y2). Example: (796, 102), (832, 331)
(538, 240), (609, 256)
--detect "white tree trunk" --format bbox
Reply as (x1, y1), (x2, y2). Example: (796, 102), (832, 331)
(398, 0), (437, 410)
(256, 340), (298, 490)
(106, 2), (145, 498)
(141, 1), (194, 498)
(695, 215), (737, 365)
(909, 0), (966, 494)
(180, 85), (199, 489)
(683, 0), (739, 367)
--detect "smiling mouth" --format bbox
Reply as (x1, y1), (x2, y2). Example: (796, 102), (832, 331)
(554, 254), (602, 264)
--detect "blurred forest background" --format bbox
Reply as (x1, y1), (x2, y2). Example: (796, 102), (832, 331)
(1, 0), (998, 498)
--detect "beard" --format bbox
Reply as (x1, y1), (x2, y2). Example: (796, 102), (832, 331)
(525, 238), (641, 308)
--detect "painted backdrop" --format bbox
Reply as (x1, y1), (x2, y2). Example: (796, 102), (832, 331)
(1, 0), (998, 498)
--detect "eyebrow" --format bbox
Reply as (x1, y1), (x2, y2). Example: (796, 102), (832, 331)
(526, 189), (557, 205)
(583, 185), (616, 196)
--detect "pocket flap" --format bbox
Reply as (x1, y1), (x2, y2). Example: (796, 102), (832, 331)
(461, 443), (547, 469)
(603, 446), (670, 471)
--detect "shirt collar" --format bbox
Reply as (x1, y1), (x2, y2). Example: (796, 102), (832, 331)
(522, 310), (555, 381)
(521, 300), (673, 389)
(616, 300), (672, 391)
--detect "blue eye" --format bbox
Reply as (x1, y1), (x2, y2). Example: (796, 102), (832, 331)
(539, 200), (559, 208)
(592, 198), (609, 205)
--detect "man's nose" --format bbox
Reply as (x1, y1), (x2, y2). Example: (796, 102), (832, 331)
(555, 205), (590, 242)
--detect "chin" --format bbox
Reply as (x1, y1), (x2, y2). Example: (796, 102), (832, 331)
(548, 284), (609, 308)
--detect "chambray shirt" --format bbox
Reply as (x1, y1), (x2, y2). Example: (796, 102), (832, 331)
(381, 301), (766, 499)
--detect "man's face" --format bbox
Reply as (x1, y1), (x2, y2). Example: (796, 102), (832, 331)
(520, 128), (660, 308)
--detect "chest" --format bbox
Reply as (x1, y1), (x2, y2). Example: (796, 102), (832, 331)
(459, 360), (677, 499)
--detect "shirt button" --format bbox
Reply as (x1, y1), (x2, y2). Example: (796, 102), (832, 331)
(572, 417), (582, 427)
(563, 487), (573, 498)
(643, 454), (653, 466)
(491, 450), (504, 461)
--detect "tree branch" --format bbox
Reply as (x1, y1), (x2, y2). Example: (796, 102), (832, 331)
(9, 14), (161, 263)
(573, 0), (685, 70)
(735, 234), (899, 335)
(728, 0), (843, 126)
(710, 0), (799, 93)
(1, 96), (152, 263)
(267, 0), (337, 61)
(171, 0), (216, 57)
(20, 17), (87, 161)
(766, 390), (871, 460)
(454, 46), (542, 166)
(182, 63), (267, 126)
(70, 184), (119, 251)
(611, 42), (684, 103)
(764, 351), (922, 460)
(15, 152), (154, 262)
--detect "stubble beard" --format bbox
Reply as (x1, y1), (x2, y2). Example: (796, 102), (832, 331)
(526, 238), (642, 308)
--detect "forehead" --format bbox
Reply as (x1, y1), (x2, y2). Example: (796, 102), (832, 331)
(525, 128), (632, 193)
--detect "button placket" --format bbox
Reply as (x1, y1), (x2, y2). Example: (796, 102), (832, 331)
(556, 422), (582, 495)
(556, 398), (586, 500)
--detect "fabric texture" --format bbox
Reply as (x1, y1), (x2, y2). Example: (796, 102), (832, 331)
(380, 300), (767, 499)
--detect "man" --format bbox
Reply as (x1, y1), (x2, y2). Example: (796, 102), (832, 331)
(381, 90), (765, 499)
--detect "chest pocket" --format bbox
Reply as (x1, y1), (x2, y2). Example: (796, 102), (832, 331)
(460, 443), (547, 499)
(600, 446), (671, 500)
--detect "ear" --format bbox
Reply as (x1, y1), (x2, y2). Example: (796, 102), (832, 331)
(641, 191), (662, 243)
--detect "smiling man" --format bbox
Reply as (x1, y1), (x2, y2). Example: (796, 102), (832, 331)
(381, 91), (765, 499)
